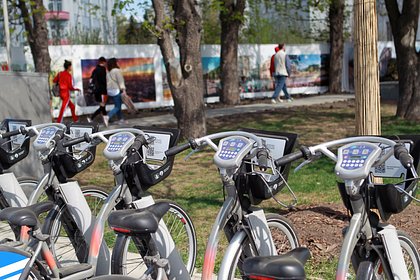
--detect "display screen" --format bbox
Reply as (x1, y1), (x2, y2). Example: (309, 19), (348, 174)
(349, 155), (362, 159)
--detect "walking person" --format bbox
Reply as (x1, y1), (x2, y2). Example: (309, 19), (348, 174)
(54, 60), (80, 123)
(271, 43), (293, 103)
(105, 58), (127, 125)
(87, 57), (109, 126)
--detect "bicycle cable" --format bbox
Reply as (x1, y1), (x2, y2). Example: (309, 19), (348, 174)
(265, 156), (298, 209)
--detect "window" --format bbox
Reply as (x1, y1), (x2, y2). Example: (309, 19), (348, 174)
(48, 0), (63, 11)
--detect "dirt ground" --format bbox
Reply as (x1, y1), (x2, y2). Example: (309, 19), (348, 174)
(281, 203), (420, 263)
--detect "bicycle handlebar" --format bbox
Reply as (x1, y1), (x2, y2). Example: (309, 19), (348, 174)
(0, 123), (66, 140)
(62, 133), (91, 148)
(256, 149), (269, 170)
(165, 142), (192, 157)
(0, 129), (22, 139)
(394, 143), (414, 169)
(275, 150), (305, 167)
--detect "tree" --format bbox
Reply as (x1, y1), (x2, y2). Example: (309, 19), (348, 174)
(124, 15), (140, 44)
(152, 0), (206, 138)
(354, 0), (381, 135)
(384, 0), (420, 120)
(328, 0), (344, 94)
(219, 0), (246, 105)
(16, 0), (51, 73)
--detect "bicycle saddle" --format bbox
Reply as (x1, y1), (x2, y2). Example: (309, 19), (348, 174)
(0, 201), (54, 228)
(242, 247), (310, 280)
(108, 202), (170, 235)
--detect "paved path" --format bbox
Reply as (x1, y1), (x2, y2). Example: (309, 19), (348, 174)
(111, 94), (354, 128)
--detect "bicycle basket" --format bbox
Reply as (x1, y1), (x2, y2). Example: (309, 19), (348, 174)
(52, 122), (98, 183)
(239, 128), (298, 205)
(122, 126), (180, 197)
(338, 135), (420, 221)
(0, 119), (31, 173)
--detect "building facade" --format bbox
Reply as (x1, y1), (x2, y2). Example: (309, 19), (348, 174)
(44, 0), (117, 45)
(258, 0), (419, 42)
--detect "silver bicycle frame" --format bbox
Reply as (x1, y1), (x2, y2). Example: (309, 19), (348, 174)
(306, 136), (411, 280)
(201, 174), (276, 280)
(218, 207), (276, 279)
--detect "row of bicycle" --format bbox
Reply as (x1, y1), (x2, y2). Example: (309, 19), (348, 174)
(0, 118), (418, 280)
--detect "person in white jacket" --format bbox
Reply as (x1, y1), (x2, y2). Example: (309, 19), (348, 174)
(271, 43), (293, 103)
(104, 58), (128, 125)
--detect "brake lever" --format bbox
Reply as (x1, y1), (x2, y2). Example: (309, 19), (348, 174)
(184, 147), (201, 161)
(294, 159), (311, 173)
(293, 151), (320, 173)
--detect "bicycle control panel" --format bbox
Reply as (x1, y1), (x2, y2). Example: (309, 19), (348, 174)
(33, 126), (60, 151)
(103, 132), (135, 160)
(335, 142), (382, 180)
(214, 136), (254, 169)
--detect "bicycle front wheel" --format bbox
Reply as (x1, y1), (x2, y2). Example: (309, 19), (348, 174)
(224, 213), (300, 280)
(355, 231), (420, 280)
(111, 200), (197, 277)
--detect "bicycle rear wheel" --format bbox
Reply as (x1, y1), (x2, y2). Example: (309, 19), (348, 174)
(224, 213), (299, 280)
(111, 200), (197, 277)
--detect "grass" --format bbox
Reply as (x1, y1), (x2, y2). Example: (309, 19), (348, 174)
(75, 100), (420, 278)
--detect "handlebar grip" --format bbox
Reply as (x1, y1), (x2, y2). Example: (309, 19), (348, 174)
(256, 149), (269, 170)
(165, 142), (191, 157)
(394, 143), (414, 169)
(275, 150), (304, 168)
(130, 135), (147, 151)
(51, 130), (65, 143)
(63, 132), (91, 148)
(1, 129), (21, 139)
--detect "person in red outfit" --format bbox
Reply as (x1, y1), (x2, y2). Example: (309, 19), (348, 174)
(53, 60), (80, 123)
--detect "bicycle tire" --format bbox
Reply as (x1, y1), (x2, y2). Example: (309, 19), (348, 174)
(16, 176), (39, 199)
(43, 185), (108, 266)
(225, 213), (300, 279)
(111, 200), (197, 278)
(354, 231), (420, 280)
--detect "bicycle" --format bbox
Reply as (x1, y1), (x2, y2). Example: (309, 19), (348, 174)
(0, 120), (107, 245)
(264, 135), (420, 279)
(92, 129), (299, 280)
(0, 126), (196, 279)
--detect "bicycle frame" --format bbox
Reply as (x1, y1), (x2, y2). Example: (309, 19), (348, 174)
(336, 182), (410, 280)
(201, 177), (276, 280)
(300, 136), (413, 280)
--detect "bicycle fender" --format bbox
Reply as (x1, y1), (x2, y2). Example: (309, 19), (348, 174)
(0, 246), (31, 279)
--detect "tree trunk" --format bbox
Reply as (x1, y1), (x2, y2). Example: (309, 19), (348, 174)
(153, 0), (206, 138)
(17, 0), (51, 73)
(354, 0), (381, 135)
(220, 0), (246, 105)
(384, 0), (420, 120)
(328, 0), (344, 94)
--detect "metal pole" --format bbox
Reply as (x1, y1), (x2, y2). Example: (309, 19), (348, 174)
(2, 0), (11, 69)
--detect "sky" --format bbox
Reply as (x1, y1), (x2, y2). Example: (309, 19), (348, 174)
(122, 0), (151, 20)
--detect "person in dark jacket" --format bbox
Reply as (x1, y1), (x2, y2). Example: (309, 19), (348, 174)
(87, 57), (108, 126)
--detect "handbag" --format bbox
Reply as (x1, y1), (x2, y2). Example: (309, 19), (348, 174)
(121, 92), (136, 114)
(75, 91), (86, 107)
(109, 71), (136, 114)
(51, 73), (60, 97)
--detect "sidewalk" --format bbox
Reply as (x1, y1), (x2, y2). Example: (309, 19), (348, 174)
(110, 94), (354, 128)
